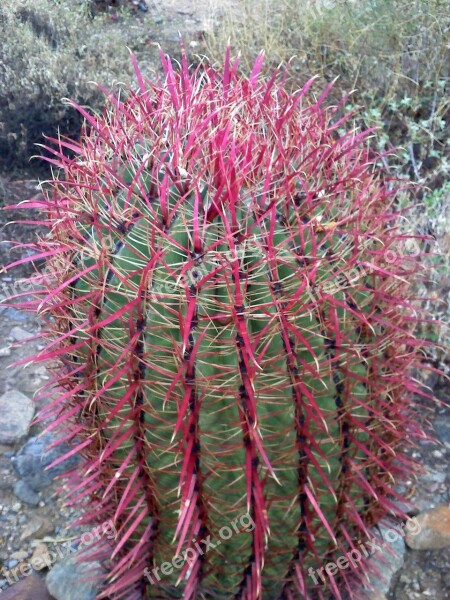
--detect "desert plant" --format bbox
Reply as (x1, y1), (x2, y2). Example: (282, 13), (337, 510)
(6, 49), (435, 599)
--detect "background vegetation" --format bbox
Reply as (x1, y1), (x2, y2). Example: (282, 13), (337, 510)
(0, 0), (150, 172)
(208, 0), (449, 190)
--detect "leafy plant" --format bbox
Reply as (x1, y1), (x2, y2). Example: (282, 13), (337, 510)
(6, 49), (435, 599)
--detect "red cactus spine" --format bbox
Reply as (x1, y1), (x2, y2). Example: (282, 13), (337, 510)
(4, 46), (435, 599)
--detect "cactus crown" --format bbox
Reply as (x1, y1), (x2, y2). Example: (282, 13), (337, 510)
(9, 47), (430, 599)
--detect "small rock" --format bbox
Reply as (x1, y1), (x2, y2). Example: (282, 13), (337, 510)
(364, 520), (405, 595)
(13, 480), (40, 506)
(31, 543), (51, 571)
(0, 390), (34, 444)
(405, 505), (450, 550)
(1, 307), (29, 321)
(0, 572), (54, 600)
(20, 515), (54, 542)
(46, 556), (105, 600)
(10, 550), (29, 561)
(12, 434), (81, 491)
(10, 326), (32, 342)
(0, 346), (11, 356)
(6, 559), (18, 569)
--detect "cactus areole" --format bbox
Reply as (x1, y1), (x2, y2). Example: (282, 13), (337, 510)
(11, 48), (430, 599)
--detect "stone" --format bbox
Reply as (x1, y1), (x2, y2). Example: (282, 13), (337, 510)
(6, 559), (18, 569)
(405, 506), (450, 550)
(0, 390), (34, 444)
(31, 543), (51, 571)
(0, 572), (55, 599)
(10, 550), (29, 561)
(46, 556), (105, 600)
(0, 346), (11, 356)
(1, 308), (29, 321)
(12, 434), (81, 491)
(364, 520), (405, 596)
(20, 515), (54, 542)
(13, 479), (40, 506)
(10, 326), (32, 342)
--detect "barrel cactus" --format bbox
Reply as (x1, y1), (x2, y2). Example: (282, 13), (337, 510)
(8, 48), (432, 599)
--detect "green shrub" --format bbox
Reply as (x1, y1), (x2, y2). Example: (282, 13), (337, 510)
(0, 0), (145, 173)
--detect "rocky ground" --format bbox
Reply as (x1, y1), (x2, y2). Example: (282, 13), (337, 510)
(0, 3), (449, 599)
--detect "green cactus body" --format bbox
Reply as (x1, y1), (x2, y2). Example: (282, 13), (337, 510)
(15, 48), (428, 600)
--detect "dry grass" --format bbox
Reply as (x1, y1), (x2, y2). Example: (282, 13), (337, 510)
(207, 0), (449, 98)
(206, 0), (450, 186)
